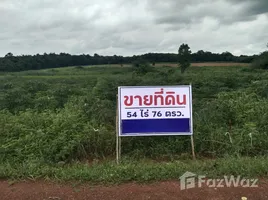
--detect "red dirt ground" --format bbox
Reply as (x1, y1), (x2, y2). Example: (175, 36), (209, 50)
(1, 179), (268, 200)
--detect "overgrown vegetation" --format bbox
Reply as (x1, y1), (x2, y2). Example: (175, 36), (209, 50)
(251, 51), (268, 70)
(1, 64), (268, 181)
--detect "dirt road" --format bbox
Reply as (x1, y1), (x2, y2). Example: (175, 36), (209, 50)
(1, 179), (268, 200)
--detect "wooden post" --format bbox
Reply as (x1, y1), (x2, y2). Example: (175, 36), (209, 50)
(191, 135), (196, 160)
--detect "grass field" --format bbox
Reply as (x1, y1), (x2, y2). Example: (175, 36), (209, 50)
(1, 62), (268, 182)
(0, 62), (249, 76)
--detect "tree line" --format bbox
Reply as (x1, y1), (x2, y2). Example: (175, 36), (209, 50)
(0, 51), (257, 72)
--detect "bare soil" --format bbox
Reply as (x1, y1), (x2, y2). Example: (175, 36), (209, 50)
(155, 62), (249, 67)
(1, 179), (268, 200)
(110, 62), (249, 68)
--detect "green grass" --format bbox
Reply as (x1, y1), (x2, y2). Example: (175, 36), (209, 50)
(1, 63), (268, 183)
(1, 156), (267, 184)
(0, 65), (132, 77)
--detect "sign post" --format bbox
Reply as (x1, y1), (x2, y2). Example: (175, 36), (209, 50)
(116, 94), (121, 164)
(116, 85), (194, 163)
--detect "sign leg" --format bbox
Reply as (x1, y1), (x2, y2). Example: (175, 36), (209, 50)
(116, 93), (119, 164)
(191, 135), (196, 160)
(116, 133), (120, 164)
(116, 129), (121, 164)
(119, 136), (121, 162)
(116, 94), (121, 164)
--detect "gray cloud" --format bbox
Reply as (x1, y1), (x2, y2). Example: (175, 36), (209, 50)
(228, 0), (268, 14)
(0, 0), (267, 57)
(147, 0), (268, 25)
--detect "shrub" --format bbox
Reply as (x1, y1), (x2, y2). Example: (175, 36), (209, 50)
(131, 59), (154, 75)
(194, 90), (268, 156)
(0, 99), (115, 163)
(251, 51), (268, 69)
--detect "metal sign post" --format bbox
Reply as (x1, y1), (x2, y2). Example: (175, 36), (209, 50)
(116, 85), (195, 163)
(116, 94), (121, 164)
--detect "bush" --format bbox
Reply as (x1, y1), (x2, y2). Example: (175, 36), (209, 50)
(0, 99), (115, 163)
(194, 90), (268, 156)
(132, 59), (154, 75)
(251, 51), (268, 69)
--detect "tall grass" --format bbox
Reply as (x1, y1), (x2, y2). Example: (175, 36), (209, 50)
(1, 66), (268, 165)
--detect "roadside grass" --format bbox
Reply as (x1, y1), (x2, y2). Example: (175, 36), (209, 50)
(1, 156), (267, 184)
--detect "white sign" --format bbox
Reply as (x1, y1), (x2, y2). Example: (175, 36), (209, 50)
(118, 85), (193, 136)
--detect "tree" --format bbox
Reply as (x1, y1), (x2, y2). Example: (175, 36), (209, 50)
(0, 49), (256, 72)
(132, 58), (153, 75)
(178, 43), (191, 74)
(5, 52), (13, 57)
(251, 44), (268, 69)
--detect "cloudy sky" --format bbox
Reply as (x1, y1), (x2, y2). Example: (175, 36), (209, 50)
(0, 0), (268, 57)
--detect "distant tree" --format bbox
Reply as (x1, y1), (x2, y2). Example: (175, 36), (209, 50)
(178, 43), (191, 74)
(251, 44), (268, 69)
(132, 58), (153, 75)
(5, 52), (13, 57)
(119, 56), (123, 67)
(221, 51), (234, 62)
(0, 49), (256, 72)
(251, 52), (268, 69)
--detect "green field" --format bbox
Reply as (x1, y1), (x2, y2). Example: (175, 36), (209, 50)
(1, 64), (268, 182)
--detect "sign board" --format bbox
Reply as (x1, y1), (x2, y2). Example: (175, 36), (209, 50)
(117, 85), (193, 136)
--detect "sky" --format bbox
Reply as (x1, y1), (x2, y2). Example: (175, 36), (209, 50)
(0, 0), (268, 57)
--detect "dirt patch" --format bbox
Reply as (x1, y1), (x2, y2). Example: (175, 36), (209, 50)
(108, 62), (249, 68)
(155, 62), (249, 67)
(1, 179), (268, 200)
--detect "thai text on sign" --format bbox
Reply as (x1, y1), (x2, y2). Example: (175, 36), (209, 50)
(118, 85), (193, 136)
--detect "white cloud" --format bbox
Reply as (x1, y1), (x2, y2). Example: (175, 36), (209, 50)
(0, 0), (267, 57)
